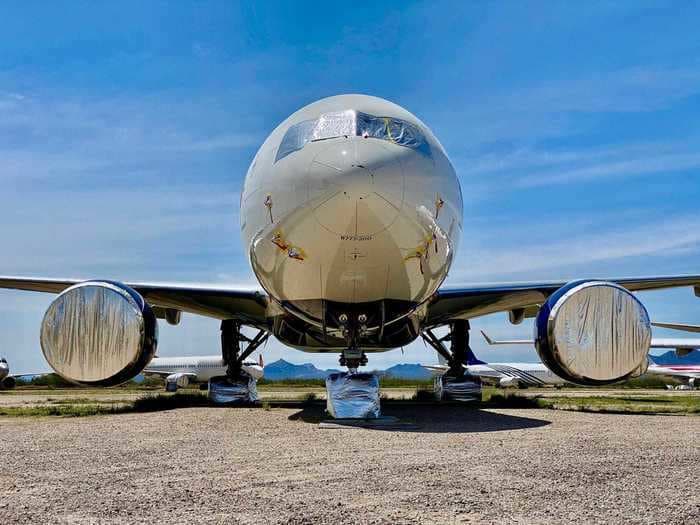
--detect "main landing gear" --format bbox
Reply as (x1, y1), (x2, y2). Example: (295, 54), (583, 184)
(421, 320), (482, 401)
(220, 320), (269, 379)
(209, 320), (269, 404)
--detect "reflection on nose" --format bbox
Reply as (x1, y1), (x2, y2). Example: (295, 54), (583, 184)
(308, 139), (405, 237)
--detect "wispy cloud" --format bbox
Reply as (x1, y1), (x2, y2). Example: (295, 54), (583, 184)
(519, 150), (700, 187)
(450, 214), (700, 282)
(436, 66), (700, 150)
(452, 139), (700, 192)
(0, 92), (264, 187)
(0, 185), (243, 279)
(501, 67), (700, 114)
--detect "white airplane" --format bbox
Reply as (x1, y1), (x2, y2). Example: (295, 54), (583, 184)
(427, 357), (700, 389)
(0, 358), (14, 389)
(3, 94), (700, 413)
(0, 357), (41, 389)
(143, 355), (264, 391)
(460, 330), (700, 388)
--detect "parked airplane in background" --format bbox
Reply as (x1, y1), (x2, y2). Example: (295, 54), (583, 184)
(0, 357), (39, 389)
(143, 356), (264, 391)
(0, 358), (13, 389)
(470, 330), (700, 388)
(3, 94), (700, 415)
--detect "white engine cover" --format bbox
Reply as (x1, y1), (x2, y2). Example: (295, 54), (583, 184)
(499, 377), (520, 388)
(166, 373), (191, 389)
(535, 280), (651, 385)
(40, 281), (158, 386)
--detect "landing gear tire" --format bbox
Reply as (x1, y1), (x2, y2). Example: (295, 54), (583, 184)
(211, 320), (269, 405)
(421, 320), (482, 402)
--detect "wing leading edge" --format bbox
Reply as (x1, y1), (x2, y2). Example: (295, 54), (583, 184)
(427, 275), (700, 326)
(0, 276), (269, 324)
(3, 273), (700, 330)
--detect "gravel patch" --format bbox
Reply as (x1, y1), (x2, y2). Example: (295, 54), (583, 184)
(0, 404), (698, 524)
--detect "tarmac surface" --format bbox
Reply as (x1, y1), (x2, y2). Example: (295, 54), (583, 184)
(0, 401), (698, 524)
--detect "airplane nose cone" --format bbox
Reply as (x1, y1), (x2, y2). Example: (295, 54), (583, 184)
(308, 139), (405, 237)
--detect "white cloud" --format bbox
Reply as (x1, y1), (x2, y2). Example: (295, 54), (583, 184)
(504, 67), (700, 113)
(449, 214), (700, 282)
(435, 66), (700, 149)
(519, 150), (700, 187)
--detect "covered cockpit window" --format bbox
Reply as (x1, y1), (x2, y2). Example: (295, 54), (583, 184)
(275, 109), (430, 162)
(312, 110), (356, 141)
(356, 112), (429, 154)
(276, 119), (316, 162)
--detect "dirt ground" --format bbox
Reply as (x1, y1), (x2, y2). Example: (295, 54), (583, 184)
(0, 386), (420, 407)
(0, 402), (698, 524)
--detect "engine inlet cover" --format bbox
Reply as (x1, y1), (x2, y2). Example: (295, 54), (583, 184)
(40, 281), (158, 386)
(535, 280), (651, 385)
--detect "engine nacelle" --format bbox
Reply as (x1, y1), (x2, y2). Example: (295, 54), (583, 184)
(1, 376), (16, 389)
(165, 373), (191, 391)
(40, 281), (158, 386)
(535, 280), (651, 385)
(499, 377), (520, 388)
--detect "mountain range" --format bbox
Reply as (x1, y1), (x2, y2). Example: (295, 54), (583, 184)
(262, 359), (433, 381)
(263, 350), (700, 381)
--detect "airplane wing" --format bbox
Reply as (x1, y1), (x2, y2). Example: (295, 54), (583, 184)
(427, 275), (700, 325)
(647, 338), (700, 349)
(143, 370), (198, 379)
(651, 322), (700, 333)
(480, 331), (700, 351)
(0, 276), (269, 324)
(422, 363), (504, 380)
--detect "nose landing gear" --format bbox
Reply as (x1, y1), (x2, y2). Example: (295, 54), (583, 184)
(338, 313), (369, 371)
(326, 313), (381, 419)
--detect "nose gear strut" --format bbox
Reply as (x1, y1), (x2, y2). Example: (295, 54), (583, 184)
(338, 313), (369, 370)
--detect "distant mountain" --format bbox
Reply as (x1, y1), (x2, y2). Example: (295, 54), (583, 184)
(380, 363), (433, 380)
(649, 349), (700, 366)
(262, 359), (432, 381)
(263, 359), (330, 380)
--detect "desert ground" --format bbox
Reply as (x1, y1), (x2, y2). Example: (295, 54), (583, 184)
(0, 390), (698, 524)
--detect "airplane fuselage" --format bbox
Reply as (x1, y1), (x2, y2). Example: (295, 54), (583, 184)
(144, 356), (264, 382)
(464, 362), (700, 388)
(240, 95), (462, 353)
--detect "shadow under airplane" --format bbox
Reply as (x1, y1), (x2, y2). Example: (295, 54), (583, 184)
(287, 402), (552, 433)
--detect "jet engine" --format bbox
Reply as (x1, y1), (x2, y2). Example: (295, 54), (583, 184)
(1, 376), (16, 389)
(40, 281), (158, 386)
(535, 280), (651, 385)
(499, 377), (520, 388)
(165, 373), (191, 391)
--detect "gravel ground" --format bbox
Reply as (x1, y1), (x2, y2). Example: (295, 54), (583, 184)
(0, 404), (698, 524)
(0, 387), (419, 407)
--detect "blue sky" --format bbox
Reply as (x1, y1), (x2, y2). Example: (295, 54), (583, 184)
(2, 2), (700, 372)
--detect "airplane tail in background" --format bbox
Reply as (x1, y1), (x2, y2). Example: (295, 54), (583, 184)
(466, 344), (486, 366)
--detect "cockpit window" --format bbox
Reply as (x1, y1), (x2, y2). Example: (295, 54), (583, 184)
(356, 112), (429, 153)
(275, 109), (430, 162)
(276, 119), (316, 162)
